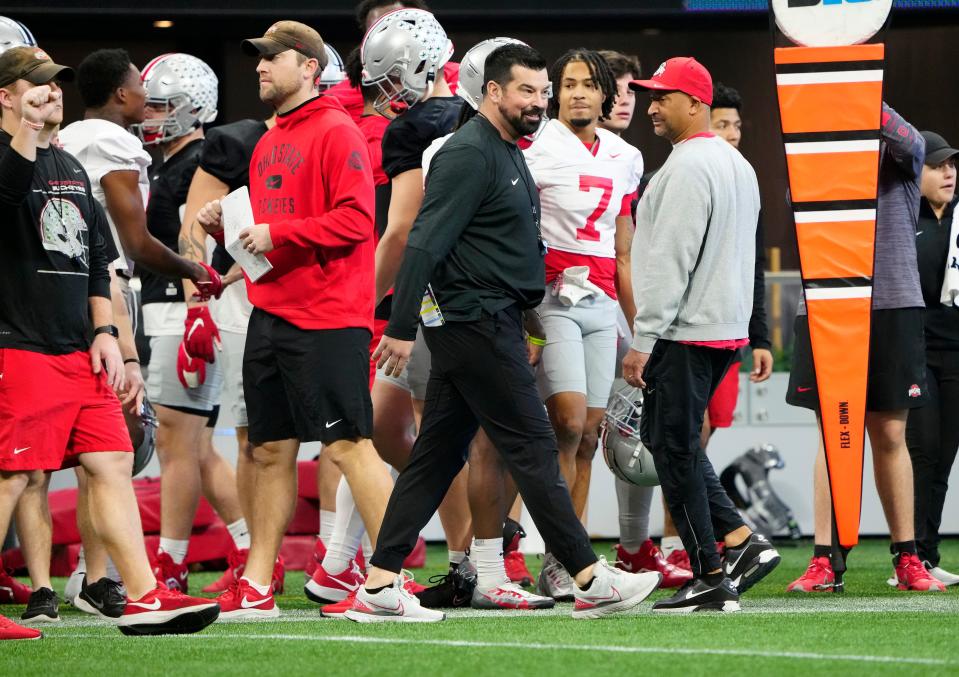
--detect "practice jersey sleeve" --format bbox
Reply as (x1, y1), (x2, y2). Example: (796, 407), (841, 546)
(85, 128), (151, 184)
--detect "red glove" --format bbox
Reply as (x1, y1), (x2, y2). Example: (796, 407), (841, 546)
(177, 342), (206, 389)
(183, 305), (221, 363)
(192, 261), (223, 301)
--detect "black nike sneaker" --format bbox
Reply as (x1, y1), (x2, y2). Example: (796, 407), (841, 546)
(652, 576), (740, 613)
(21, 587), (60, 623)
(75, 577), (127, 618)
(414, 558), (477, 609)
(722, 533), (781, 594)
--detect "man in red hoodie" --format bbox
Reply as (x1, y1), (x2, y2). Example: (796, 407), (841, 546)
(195, 21), (393, 619)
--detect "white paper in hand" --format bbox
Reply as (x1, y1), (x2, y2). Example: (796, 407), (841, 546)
(221, 186), (273, 282)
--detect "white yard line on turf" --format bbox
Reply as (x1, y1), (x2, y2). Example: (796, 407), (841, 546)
(54, 633), (954, 667)
(48, 595), (959, 628)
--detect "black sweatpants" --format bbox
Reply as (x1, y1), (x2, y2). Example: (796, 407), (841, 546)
(370, 305), (598, 577)
(640, 340), (746, 577)
(905, 349), (959, 566)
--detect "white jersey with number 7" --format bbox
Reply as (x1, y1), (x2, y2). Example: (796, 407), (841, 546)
(523, 119), (643, 259)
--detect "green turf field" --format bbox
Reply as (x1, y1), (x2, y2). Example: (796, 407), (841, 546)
(3, 538), (959, 676)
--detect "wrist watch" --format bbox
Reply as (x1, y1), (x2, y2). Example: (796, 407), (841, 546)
(93, 324), (119, 339)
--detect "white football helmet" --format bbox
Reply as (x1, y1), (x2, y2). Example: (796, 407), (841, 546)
(132, 53), (218, 146)
(318, 43), (346, 90)
(601, 384), (660, 487)
(361, 8), (453, 114)
(0, 16), (35, 55)
(457, 37), (526, 111)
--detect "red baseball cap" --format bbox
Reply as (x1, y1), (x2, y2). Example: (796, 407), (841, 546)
(629, 57), (713, 106)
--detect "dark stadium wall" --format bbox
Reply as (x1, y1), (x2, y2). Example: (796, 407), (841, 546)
(16, 9), (958, 267)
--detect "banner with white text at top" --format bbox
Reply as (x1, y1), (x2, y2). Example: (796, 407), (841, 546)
(771, 0), (891, 549)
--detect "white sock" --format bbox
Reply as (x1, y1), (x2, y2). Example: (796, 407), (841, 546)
(227, 518), (251, 551)
(241, 576), (270, 595)
(319, 510), (336, 545)
(361, 533), (373, 559)
(449, 550), (467, 567)
(321, 476), (365, 575)
(616, 478), (653, 553)
(472, 538), (508, 589)
(660, 536), (684, 556)
(105, 556), (122, 583)
(159, 538), (189, 564)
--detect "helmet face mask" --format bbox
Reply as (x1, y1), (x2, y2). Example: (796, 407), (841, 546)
(131, 53), (218, 146)
(601, 384), (660, 487)
(360, 8), (453, 114)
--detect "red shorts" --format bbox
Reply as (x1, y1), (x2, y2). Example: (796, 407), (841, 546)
(0, 348), (133, 472)
(368, 318), (388, 389)
(707, 361), (741, 429)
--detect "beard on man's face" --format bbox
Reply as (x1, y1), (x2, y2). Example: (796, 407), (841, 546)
(500, 101), (544, 137)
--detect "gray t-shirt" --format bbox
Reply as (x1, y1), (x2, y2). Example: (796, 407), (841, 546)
(799, 103), (924, 315)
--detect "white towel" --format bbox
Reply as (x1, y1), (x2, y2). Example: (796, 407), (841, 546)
(552, 266), (605, 307)
(940, 205), (959, 306)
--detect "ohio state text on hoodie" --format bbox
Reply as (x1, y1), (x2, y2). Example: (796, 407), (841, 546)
(247, 95), (375, 332)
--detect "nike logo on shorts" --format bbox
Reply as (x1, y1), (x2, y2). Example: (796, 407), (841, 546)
(797, 387), (812, 393)
(325, 419), (343, 429)
(13, 447), (30, 455)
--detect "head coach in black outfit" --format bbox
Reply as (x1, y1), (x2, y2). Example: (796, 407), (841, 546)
(345, 44), (662, 623)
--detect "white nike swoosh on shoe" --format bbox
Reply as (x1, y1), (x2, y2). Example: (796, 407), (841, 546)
(327, 575), (361, 592)
(240, 595), (272, 609)
(683, 587), (715, 601)
(127, 598), (162, 610)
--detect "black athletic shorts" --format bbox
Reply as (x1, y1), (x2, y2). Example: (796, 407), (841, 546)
(243, 308), (373, 445)
(786, 307), (929, 412)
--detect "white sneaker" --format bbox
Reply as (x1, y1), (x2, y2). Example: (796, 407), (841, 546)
(928, 565), (959, 587)
(471, 582), (555, 610)
(572, 556), (662, 620)
(536, 553), (574, 601)
(344, 576), (445, 623)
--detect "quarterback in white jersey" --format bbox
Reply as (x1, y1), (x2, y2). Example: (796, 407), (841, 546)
(522, 49), (643, 601)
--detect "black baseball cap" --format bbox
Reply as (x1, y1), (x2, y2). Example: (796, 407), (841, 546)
(922, 131), (959, 167)
(0, 46), (74, 89)
(242, 21), (328, 69)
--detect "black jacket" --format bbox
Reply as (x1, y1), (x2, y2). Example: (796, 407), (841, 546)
(386, 115), (545, 340)
(916, 194), (959, 350)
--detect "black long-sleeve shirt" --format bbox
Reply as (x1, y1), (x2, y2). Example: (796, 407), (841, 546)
(916, 195), (959, 351)
(0, 131), (113, 355)
(386, 115), (546, 340)
(749, 213), (771, 350)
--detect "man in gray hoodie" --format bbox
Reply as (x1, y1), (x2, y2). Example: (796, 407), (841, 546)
(625, 57), (779, 612)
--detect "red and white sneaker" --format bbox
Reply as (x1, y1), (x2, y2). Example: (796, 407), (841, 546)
(272, 556), (286, 595)
(321, 589), (357, 618)
(118, 583), (219, 635)
(152, 551), (189, 594)
(321, 576), (422, 618)
(0, 614), (41, 640)
(891, 553), (947, 592)
(304, 539), (326, 580)
(471, 582), (555, 609)
(505, 551), (534, 587)
(216, 578), (280, 620)
(404, 536), (427, 569)
(614, 541), (693, 589)
(305, 559), (364, 604)
(202, 548), (248, 594)
(0, 563), (32, 604)
(786, 556), (835, 592)
(345, 576), (445, 623)
(665, 547), (691, 573)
